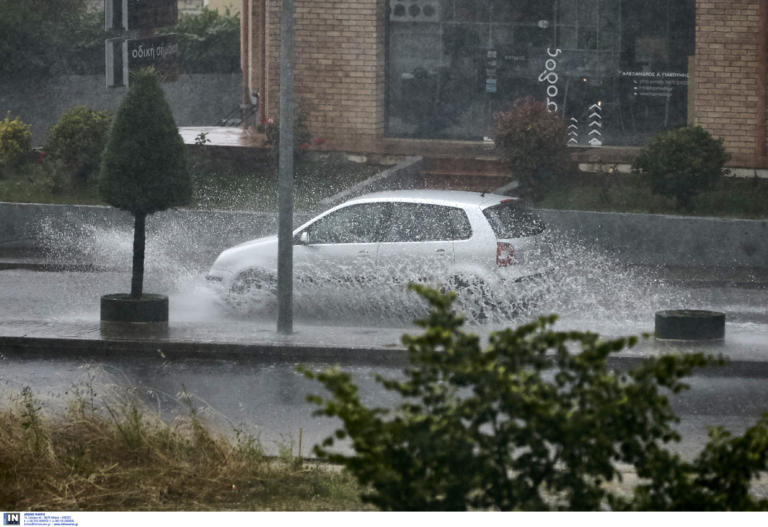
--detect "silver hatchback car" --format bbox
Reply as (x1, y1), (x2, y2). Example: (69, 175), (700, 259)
(207, 190), (549, 311)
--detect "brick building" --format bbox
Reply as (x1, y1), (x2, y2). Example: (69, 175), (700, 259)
(241, 0), (768, 166)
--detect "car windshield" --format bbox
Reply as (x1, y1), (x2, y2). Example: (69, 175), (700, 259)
(482, 202), (545, 238)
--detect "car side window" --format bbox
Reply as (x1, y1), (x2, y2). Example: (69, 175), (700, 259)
(383, 203), (472, 242)
(447, 207), (472, 240)
(304, 203), (389, 244)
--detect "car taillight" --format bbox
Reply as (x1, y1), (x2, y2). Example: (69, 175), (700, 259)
(496, 242), (515, 267)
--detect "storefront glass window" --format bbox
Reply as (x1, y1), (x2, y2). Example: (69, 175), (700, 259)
(385, 0), (695, 146)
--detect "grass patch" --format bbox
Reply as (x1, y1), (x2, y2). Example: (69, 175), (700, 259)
(0, 149), (386, 212)
(7, 148), (767, 219)
(0, 161), (103, 205)
(537, 171), (768, 218)
(0, 386), (366, 511)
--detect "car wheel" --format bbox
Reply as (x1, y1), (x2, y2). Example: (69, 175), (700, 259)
(230, 269), (277, 295)
(446, 274), (493, 323)
(225, 269), (277, 312)
(512, 272), (550, 314)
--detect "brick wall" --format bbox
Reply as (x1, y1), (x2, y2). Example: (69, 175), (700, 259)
(695, 0), (763, 161)
(262, 0), (386, 151)
(248, 0), (768, 163)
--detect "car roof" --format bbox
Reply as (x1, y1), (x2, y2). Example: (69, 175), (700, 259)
(345, 189), (519, 209)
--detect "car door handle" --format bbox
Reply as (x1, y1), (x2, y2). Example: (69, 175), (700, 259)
(435, 249), (446, 254)
(358, 250), (368, 255)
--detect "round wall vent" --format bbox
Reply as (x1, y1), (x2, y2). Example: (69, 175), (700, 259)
(390, 1), (440, 22)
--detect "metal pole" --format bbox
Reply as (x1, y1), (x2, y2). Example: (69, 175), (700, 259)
(277, 0), (294, 334)
(241, 0), (249, 125)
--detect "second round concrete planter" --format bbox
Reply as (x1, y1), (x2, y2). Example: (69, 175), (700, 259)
(655, 309), (725, 341)
(100, 293), (169, 337)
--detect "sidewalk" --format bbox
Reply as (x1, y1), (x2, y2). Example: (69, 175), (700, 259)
(0, 318), (410, 365)
(1, 312), (768, 376)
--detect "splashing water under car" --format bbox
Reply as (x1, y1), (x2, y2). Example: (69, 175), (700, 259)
(7, 194), (768, 456)
(28, 190), (703, 338)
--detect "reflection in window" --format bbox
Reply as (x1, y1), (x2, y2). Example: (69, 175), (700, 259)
(306, 203), (389, 244)
(386, 0), (695, 146)
(383, 203), (471, 242)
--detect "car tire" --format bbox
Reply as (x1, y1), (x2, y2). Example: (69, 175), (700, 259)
(230, 269), (277, 295)
(513, 272), (550, 314)
(224, 269), (278, 313)
(446, 274), (493, 323)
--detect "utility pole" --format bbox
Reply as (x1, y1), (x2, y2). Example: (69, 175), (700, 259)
(277, 0), (294, 334)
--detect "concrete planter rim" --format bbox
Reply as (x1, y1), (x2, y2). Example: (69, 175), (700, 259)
(101, 293), (169, 324)
(655, 309), (725, 341)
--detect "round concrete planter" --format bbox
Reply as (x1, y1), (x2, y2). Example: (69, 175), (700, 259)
(100, 293), (168, 337)
(655, 309), (725, 341)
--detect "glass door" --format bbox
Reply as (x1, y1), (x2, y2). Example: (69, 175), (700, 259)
(386, 0), (694, 145)
(386, 0), (557, 140)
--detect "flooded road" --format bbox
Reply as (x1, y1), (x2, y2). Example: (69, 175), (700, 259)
(2, 244), (768, 456)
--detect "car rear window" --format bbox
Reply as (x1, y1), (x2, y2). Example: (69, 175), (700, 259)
(482, 203), (545, 238)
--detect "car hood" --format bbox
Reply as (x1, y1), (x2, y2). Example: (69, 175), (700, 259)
(230, 234), (278, 250)
(209, 235), (279, 275)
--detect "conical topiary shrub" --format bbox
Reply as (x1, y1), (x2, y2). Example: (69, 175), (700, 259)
(99, 68), (191, 333)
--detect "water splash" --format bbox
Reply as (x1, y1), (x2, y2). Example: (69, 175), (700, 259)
(533, 231), (694, 335)
(35, 215), (694, 335)
(222, 231), (694, 333)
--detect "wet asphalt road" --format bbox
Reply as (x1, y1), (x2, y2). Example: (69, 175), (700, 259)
(1, 264), (768, 456)
(1, 349), (767, 458)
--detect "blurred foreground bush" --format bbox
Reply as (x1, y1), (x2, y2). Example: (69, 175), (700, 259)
(303, 285), (768, 511)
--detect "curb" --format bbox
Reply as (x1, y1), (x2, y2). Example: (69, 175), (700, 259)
(0, 261), (116, 272)
(0, 336), (409, 367)
(2, 335), (768, 377)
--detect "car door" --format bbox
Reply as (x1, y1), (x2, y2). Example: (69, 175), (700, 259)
(293, 202), (390, 286)
(377, 202), (464, 285)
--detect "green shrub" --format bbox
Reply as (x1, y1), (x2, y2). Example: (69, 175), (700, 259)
(45, 106), (112, 186)
(0, 0), (104, 77)
(633, 125), (730, 211)
(170, 7), (241, 74)
(262, 105), (312, 155)
(493, 97), (570, 201)
(0, 113), (32, 169)
(302, 285), (768, 511)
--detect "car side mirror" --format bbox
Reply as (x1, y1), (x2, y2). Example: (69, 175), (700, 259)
(296, 231), (310, 245)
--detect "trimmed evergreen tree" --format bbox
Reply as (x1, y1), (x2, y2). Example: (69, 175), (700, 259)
(99, 68), (191, 298)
